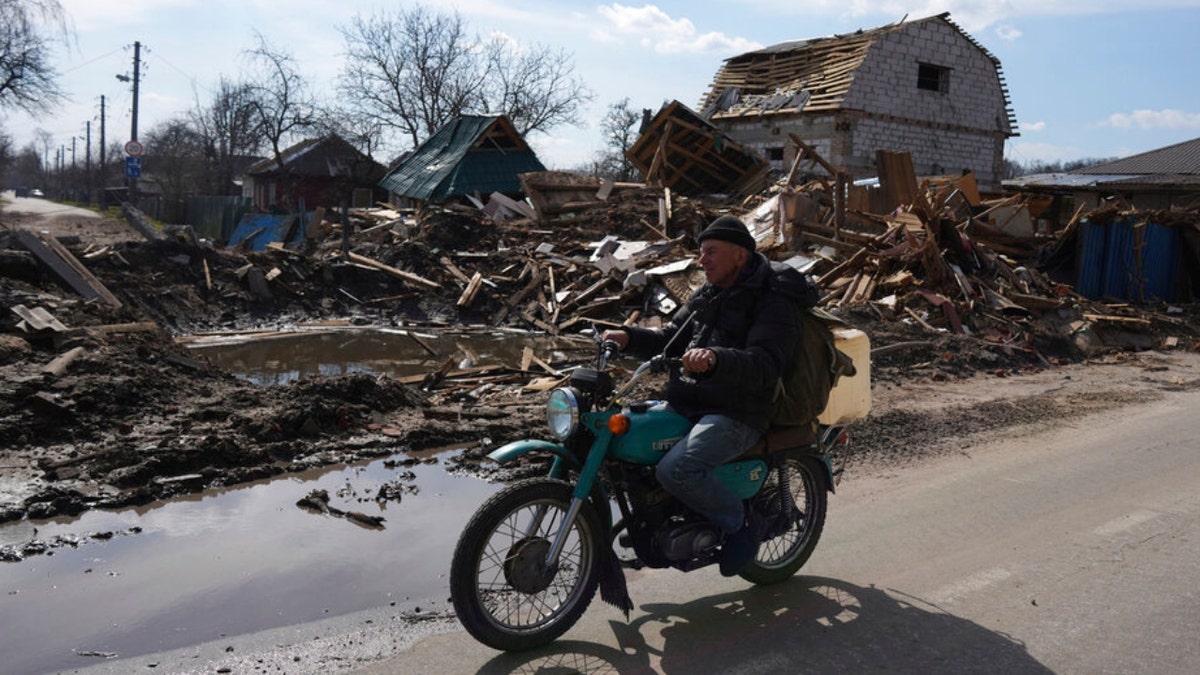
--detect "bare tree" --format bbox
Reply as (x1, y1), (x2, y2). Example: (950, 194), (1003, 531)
(337, 6), (592, 153)
(33, 127), (52, 180)
(0, 0), (68, 115)
(242, 32), (316, 169)
(0, 129), (12, 182)
(337, 7), (482, 151)
(592, 98), (642, 181)
(478, 35), (593, 138)
(143, 117), (207, 221)
(192, 77), (262, 194)
(7, 142), (42, 189)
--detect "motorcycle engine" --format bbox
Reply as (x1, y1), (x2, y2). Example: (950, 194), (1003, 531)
(655, 519), (721, 562)
(620, 468), (720, 568)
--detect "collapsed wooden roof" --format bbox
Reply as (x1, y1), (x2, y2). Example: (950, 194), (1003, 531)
(625, 100), (771, 197)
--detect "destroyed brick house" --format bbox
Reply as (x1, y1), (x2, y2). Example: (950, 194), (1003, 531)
(695, 12), (1018, 191)
(244, 134), (386, 212)
(379, 115), (546, 208)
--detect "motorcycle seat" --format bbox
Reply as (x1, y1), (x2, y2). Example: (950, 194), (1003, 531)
(739, 423), (817, 459)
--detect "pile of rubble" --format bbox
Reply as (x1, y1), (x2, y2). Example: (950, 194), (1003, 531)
(3, 153), (1200, 524)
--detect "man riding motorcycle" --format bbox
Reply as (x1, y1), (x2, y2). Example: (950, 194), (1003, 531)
(602, 214), (818, 575)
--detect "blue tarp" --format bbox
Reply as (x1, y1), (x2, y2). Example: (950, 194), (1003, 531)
(227, 212), (312, 251)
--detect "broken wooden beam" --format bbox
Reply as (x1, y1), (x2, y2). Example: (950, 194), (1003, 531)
(347, 252), (439, 289)
(457, 272), (484, 308)
(41, 346), (86, 377)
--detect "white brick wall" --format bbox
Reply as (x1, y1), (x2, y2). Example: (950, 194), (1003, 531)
(842, 21), (1010, 132)
(711, 18), (1011, 190)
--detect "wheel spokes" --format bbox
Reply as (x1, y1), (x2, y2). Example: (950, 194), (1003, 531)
(475, 500), (588, 630)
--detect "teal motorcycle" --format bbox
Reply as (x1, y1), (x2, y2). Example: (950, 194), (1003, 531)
(449, 340), (850, 651)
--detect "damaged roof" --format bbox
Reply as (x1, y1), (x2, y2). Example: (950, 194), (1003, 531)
(379, 115), (546, 202)
(698, 11), (1016, 130)
(246, 134), (380, 177)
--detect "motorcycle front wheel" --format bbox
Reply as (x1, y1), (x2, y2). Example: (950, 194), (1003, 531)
(450, 478), (603, 651)
(741, 453), (828, 585)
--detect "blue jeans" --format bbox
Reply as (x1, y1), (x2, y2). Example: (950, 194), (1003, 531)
(655, 413), (763, 534)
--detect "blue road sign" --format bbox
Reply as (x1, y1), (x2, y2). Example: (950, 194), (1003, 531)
(125, 156), (141, 178)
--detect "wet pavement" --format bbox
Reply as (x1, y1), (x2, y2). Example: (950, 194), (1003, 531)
(0, 449), (501, 675)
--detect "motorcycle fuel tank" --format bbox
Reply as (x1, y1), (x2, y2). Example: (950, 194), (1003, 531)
(607, 401), (691, 464)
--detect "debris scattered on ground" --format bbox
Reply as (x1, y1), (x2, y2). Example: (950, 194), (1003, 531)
(2, 152), (1199, 527)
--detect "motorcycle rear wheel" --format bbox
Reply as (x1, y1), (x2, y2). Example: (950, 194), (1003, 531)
(450, 478), (603, 651)
(741, 453), (828, 585)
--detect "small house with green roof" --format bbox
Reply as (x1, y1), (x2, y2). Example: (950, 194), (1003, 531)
(379, 115), (546, 205)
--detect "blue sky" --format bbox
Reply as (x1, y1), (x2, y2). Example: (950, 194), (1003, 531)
(5, 0), (1200, 173)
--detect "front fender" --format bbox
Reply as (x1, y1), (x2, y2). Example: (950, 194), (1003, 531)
(488, 439), (581, 474)
(488, 439), (612, 531)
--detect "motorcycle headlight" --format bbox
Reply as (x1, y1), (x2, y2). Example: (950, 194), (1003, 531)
(547, 387), (581, 440)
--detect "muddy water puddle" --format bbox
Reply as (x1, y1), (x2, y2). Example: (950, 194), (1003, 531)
(0, 328), (581, 675)
(186, 325), (590, 385)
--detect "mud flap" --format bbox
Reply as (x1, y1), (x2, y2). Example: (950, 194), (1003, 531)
(598, 547), (633, 618)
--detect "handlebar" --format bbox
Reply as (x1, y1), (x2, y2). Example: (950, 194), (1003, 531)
(600, 340), (621, 364)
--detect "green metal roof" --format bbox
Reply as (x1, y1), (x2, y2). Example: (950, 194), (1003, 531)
(379, 115), (546, 201)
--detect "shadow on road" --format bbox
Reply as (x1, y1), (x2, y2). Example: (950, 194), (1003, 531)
(477, 575), (1052, 674)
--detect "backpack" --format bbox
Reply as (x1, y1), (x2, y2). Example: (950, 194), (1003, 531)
(766, 264), (857, 428)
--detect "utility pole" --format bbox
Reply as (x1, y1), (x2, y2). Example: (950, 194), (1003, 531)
(119, 41), (143, 202)
(99, 95), (107, 203)
(86, 121), (93, 204)
(129, 41), (141, 201)
(131, 41), (140, 144)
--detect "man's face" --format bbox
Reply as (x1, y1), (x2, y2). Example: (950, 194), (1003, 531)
(699, 239), (748, 288)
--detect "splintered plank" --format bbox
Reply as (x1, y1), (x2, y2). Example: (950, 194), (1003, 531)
(15, 230), (123, 308)
(346, 252), (439, 289)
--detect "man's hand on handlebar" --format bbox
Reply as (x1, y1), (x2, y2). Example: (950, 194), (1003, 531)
(681, 348), (716, 374)
(600, 329), (629, 351)
(599, 330), (714, 375)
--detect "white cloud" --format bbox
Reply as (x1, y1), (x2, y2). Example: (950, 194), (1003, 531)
(994, 24), (1023, 41)
(596, 4), (762, 54)
(1102, 109), (1200, 130)
(1022, 121), (1047, 132)
(60, 0), (201, 31)
(739, 0), (1200, 34)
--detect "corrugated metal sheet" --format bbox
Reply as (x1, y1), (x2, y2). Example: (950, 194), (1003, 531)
(1077, 217), (1180, 302)
(1140, 221), (1180, 301)
(1073, 136), (1200, 176)
(1077, 220), (1107, 298)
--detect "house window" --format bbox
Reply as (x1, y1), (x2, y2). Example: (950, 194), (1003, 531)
(767, 147), (785, 162)
(917, 63), (950, 93)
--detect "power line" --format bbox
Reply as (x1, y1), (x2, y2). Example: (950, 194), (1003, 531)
(60, 46), (127, 74)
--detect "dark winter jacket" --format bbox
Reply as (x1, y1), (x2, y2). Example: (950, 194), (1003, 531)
(623, 253), (817, 432)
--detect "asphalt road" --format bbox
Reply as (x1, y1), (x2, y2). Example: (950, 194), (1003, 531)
(360, 383), (1200, 674)
(1, 191), (102, 219)
(67, 380), (1200, 674)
